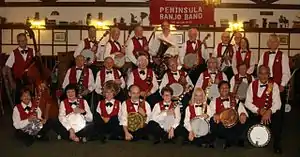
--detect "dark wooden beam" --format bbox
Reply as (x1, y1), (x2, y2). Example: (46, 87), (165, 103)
(0, 2), (299, 10)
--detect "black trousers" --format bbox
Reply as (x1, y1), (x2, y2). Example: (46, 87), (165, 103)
(94, 115), (122, 139)
(52, 119), (94, 141)
(146, 91), (162, 109)
(181, 127), (214, 145)
(147, 121), (181, 141)
(209, 118), (248, 144)
(121, 125), (149, 141)
(15, 119), (52, 145)
(247, 111), (282, 148)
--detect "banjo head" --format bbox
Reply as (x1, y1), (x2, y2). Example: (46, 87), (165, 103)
(207, 84), (220, 100)
(113, 52), (125, 68)
(220, 108), (238, 128)
(169, 83), (184, 97)
(66, 113), (86, 133)
(236, 82), (249, 100)
(184, 53), (198, 69)
(191, 117), (209, 137)
(247, 124), (271, 147)
(81, 49), (95, 63)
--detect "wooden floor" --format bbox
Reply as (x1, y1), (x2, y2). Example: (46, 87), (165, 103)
(0, 104), (299, 157)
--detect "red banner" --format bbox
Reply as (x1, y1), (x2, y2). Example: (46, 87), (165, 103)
(150, 0), (215, 25)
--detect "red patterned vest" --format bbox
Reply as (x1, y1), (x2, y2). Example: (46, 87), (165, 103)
(125, 99), (146, 113)
(186, 40), (203, 64)
(252, 80), (273, 109)
(235, 48), (251, 69)
(98, 99), (120, 118)
(262, 51), (283, 85)
(166, 70), (186, 85)
(12, 48), (34, 79)
(69, 66), (89, 88)
(63, 99), (85, 115)
(132, 68), (153, 92)
(202, 70), (224, 90)
(132, 36), (149, 58)
(99, 68), (120, 86)
(217, 43), (234, 58)
(16, 102), (37, 120)
(108, 40), (122, 54)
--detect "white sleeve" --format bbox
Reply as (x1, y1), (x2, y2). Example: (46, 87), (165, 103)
(222, 72), (228, 81)
(195, 73), (204, 89)
(96, 42), (102, 61)
(270, 83), (282, 113)
(159, 74), (168, 94)
(95, 71), (102, 95)
(244, 83), (259, 114)
(202, 45), (209, 61)
(172, 105), (181, 129)
(247, 54), (256, 74)
(12, 107), (29, 129)
(83, 100), (93, 122)
(58, 102), (71, 131)
(257, 53), (264, 70)
(150, 103), (161, 122)
(88, 69), (95, 92)
(126, 40), (138, 65)
(126, 72), (134, 89)
(281, 53), (291, 87)
(231, 52), (238, 75)
(183, 107), (192, 132)
(104, 43), (113, 59)
(150, 71), (159, 94)
(179, 43), (186, 65)
(96, 101), (101, 115)
(186, 74), (194, 87)
(74, 41), (85, 58)
(208, 99), (216, 117)
(230, 77), (235, 93)
(145, 102), (152, 124)
(119, 70), (126, 89)
(119, 102), (128, 126)
(237, 101), (248, 117)
(36, 107), (42, 119)
(62, 69), (71, 89)
(149, 38), (159, 56)
(5, 52), (15, 68)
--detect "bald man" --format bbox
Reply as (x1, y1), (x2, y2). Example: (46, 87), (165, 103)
(126, 25), (149, 65)
(104, 27), (125, 61)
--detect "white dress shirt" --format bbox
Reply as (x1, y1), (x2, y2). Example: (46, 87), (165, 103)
(6, 47), (36, 68)
(119, 100), (152, 126)
(73, 38), (101, 59)
(179, 41), (209, 64)
(229, 74), (254, 92)
(231, 50), (256, 75)
(95, 68), (125, 95)
(159, 70), (194, 94)
(103, 39), (122, 60)
(12, 102), (42, 130)
(58, 99), (93, 131)
(244, 81), (281, 114)
(62, 67), (95, 92)
(127, 68), (159, 94)
(195, 70), (228, 90)
(208, 97), (248, 118)
(257, 50), (291, 87)
(150, 101), (181, 129)
(149, 33), (178, 57)
(96, 99), (122, 119)
(183, 104), (212, 132)
(126, 36), (146, 65)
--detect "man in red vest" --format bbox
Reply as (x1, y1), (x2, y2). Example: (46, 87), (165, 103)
(5, 33), (36, 104)
(179, 28), (208, 84)
(209, 81), (248, 149)
(126, 25), (149, 66)
(119, 85), (151, 141)
(94, 83), (122, 142)
(73, 26), (99, 59)
(13, 88), (52, 146)
(245, 65), (282, 154)
(103, 27), (125, 63)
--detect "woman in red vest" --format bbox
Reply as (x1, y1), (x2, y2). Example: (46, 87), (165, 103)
(244, 65), (283, 154)
(12, 88), (52, 146)
(94, 82), (122, 143)
(209, 81), (248, 149)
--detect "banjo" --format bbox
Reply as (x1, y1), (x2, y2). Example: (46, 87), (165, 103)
(190, 103), (210, 137)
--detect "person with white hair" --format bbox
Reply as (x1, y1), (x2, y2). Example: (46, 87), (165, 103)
(103, 27), (125, 64)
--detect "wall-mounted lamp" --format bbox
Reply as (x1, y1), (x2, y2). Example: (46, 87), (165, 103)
(29, 19), (46, 29)
(204, 0), (221, 6)
(225, 22), (244, 32)
(89, 20), (110, 30)
(155, 24), (177, 31)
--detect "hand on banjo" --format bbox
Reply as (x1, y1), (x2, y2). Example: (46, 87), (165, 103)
(261, 109), (272, 125)
(213, 114), (220, 124)
(239, 113), (247, 124)
(188, 131), (195, 141)
(200, 114), (209, 119)
(73, 107), (85, 114)
(168, 127), (174, 139)
(28, 114), (37, 122)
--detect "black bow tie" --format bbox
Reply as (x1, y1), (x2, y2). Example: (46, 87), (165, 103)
(260, 84), (267, 88)
(241, 51), (247, 53)
(139, 70), (145, 75)
(76, 68), (83, 71)
(240, 76), (247, 79)
(69, 101), (77, 106)
(195, 105), (202, 108)
(164, 103), (170, 107)
(189, 40), (196, 44)
(136, 37), (143, 40)
(222, 44), (228, 47)
(114, 41), (119, 44)
(221, 98), (229, 102)
(210, 72), (216, 75)
(132, 103), (139, 106)
(105, 102), (113, 107)
(269, 51), (276, 55)
(24, 106), (31, 111)
(21, 50), (28, 54)
(172, 72), (177, 75)
(106, 70), (112, 74)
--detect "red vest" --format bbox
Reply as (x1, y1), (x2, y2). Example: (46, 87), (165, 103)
(215, 97), (236, 114)
(132, 68), (153, 92)
(63, 99), (85, 115)
(69, 67), (89, 88)
(252, 80), (273, 109)
(234, 74), (252, 84)
(262, 51), (283, 85)
(217, 43), (233, 58)
(202, 70), (224, 90)
(188, 105), (197, 120)
(235, 48), (251, 69)
(125, 99), (146, 113)
(16, 102), (37, 120)
(98, 100), (120, 118)
(186, 40), (203, 64)
(159, 101), (175, 111)
(99, 68), (120, 86)
(12, 48), (34, 79)
(166, 70), (186, 85)
(83, 38), (92, 49)
(132, 37), (149, 58)
(108, 40), (122, 54)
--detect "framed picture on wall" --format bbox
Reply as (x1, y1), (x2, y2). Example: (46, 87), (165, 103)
(54, 32), (66, 42)
(173, 33), (184, 44)
(278, 34), (289, 45)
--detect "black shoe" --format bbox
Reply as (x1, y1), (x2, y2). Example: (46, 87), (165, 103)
(153, 139), (161, 145)
(274, 147), (282, 154)
(223, 142), (231, 149)
(237, 140), (245, 147)
(208, 143), (215, 148)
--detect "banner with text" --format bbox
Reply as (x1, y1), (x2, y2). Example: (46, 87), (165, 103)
(150, 0), (214, 25)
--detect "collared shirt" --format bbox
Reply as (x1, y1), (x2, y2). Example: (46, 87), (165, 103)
(231, 49), (256, 75)
(229, 74), (254, 92)
(6, 47), (36, 68)
(103, 38), (122, 60)
(95, 68), (125, 94)
(126, 36), (146, 65)
(12, 102), (42, 130)
(257, 49), (291, 86)
(150, 101), (181, 129)
(62, 66), (95, 92)
(73, 38), (101, 59)
(58, 99), (93, 131)
(195, 69), (228, 89)
(119, 100), (152, 126)
(179, 40), (209, 64)
(96, 99), (121, 117)
(244, 80), (281, 114)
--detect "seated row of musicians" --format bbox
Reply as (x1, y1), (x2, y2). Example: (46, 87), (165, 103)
(12, 65), (281, 154)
